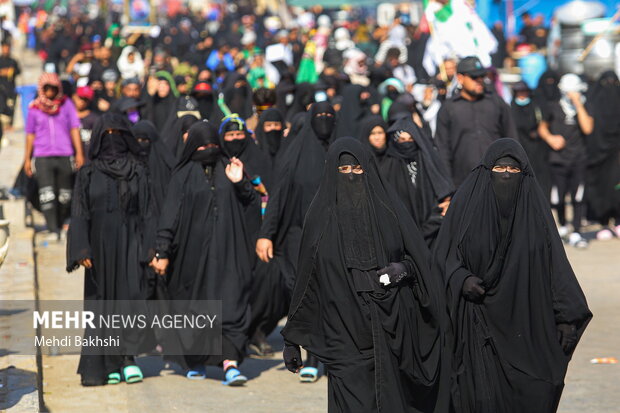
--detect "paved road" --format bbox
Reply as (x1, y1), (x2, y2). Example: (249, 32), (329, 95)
(1, 48), (619, 413)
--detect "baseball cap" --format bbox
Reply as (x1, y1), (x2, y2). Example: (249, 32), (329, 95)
(457, 56), (487, 78)
(76, 86), (94, 101)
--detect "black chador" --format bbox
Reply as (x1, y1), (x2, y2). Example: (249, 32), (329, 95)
(252, 102), (336, 357)
(585, 71), (620, 226)
(66, 113), (150, 386)
(432, 138), (592, 413)
(154, 121), (260, 371)
(381, 117), (454, 246)
(282, 137), (451, 413)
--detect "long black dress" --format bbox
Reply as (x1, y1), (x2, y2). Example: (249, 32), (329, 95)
(282, 137), (451, 413)
(432, 138), (592, 413)
(258, 102), (336, 298)
(155, 121), (260, 367)
(510, 96), (552, 199)
(585, 71), (620, 225)
(67, 114), (150, 385)
(381, 117), (454, 246)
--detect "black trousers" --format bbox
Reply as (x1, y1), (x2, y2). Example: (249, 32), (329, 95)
(550, 161), (585, 233)
(34, 156), (73, 232)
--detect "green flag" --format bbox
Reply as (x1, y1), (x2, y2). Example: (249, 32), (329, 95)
(423, 0), (453, 23)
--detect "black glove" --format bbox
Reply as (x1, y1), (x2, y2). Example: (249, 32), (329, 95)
(377, 261), (410, 286)
(557, 323), (578, 355)
(283, 343), (303, 373)
(461, 276), (486, 303)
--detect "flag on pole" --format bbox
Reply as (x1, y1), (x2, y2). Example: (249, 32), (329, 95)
(422, 0), (498, 76)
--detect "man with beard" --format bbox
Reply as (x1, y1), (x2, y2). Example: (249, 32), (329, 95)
(433, 138), (591, 413)
(282, 137), (450, 412)
(435, 56), (517, 187)
(255, 101), (336, 382)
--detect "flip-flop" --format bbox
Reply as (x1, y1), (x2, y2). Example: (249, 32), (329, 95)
(123, 365), (143, 384)
(222, 368), (247, 386)
(186, 366), (206, 380)
(299, 367), (318, 383)
(106, 372), (121, 385)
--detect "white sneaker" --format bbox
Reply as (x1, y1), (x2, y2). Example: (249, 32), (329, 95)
(558, 225), (570, 238)
(568, 232), (588, 249)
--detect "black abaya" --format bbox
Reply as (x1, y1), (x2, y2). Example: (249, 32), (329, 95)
(66, 113), (150, 385)
(381, 117), (454, 246)
(510, 99), (552, 198)
(282, 137), (451, 413)
(432, 138), (592, 413)
(585, 71), (620, 224)
(156, 121), (260, 367)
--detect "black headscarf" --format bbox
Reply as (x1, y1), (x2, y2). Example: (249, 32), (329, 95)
(534, 70), (561, 107)
(379, 117), (454, 245)
(177, 121), (220, 170)
(358, 115), (388, 157)
(218, 116), (273, 189)
(309, 101), (336, 142)
(282, 137), (451, 413)
(223, 72), (253, 120)
(161, 114), (201, 160)
(335, 84), (374, 139)
(255, 108), (284, 158)
(131, 120), (177, 215)
(89, 113), (142, 178)
(433, 138), (592, 413)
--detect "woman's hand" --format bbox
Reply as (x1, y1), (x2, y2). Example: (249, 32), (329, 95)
(225, 157), (244, 183)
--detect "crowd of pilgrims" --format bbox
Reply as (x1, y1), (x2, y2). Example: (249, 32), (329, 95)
(11, 5), (615, 412)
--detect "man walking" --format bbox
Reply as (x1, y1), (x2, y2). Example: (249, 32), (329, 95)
(435, 56), (517, 187)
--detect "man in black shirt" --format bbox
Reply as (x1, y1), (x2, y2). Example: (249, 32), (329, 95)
(538, 73), (593, 248)
(435, 56), (517, 187)
(0, 41), (20, 129)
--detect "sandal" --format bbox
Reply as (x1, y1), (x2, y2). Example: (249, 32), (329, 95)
(106, 372), (121, 385)
(186, 366), (206, 380)
(222, 368), (247, 386)
(123, 365), (143, 384)
(299, 367), (318, 383)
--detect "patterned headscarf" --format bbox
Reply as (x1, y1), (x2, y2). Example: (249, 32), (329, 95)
(31, 73), (66, 115)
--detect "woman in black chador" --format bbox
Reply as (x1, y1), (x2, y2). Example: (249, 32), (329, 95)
(255, 101), (337, 381)
(381, 116), (454, 246)
(585, 71), (620, 235)
(66, 113), (150, 386)
(432, 138), (592, 413)
(282, 137), (451, 413)
(151, 121), (260, 386)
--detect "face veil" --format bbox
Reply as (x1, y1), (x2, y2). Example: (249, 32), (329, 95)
(336, 152), (377, 270)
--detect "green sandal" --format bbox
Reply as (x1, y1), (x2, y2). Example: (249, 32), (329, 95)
(123, 365), (143, 384)
(107, 372), (121, 385)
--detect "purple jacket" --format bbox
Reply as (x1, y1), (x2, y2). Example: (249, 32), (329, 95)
(25, 99), (80, 158)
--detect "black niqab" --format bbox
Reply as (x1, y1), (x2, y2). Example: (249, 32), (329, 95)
(433, 138), (592, 413)
(310, 101), (336, 141)
(282, 137), (451, 413)
(255, 108), (284, 157)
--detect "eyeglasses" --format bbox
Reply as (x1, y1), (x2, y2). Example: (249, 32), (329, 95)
(338, 165), (364, 174)
(492, 166), (521, 173)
